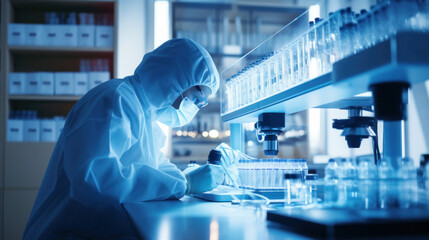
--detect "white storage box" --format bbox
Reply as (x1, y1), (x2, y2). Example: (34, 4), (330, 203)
(45, 24), (62, 46)
(55, 118), (66, 140)
(59, 25), (78, 46)
(55, 72), (74, 95)
(40, 119), (57, 142)
(24, 119), (40, 142)
(95, 26), (113, 47)
(7, 119), (24, 142)
(26, 73), (40, 95)
(88, 71), (110, 90)
(26, 24), (45, 46)
(8, 23), (26, 45)
(78, 25), (95, 47)
(8, 73), (26, 95)
(38, 72), (55, 95)
(74, 72), (88, 95)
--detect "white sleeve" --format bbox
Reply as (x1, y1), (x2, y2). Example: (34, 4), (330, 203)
(62, 92), (186, 206)
(152, 122), (187, 186)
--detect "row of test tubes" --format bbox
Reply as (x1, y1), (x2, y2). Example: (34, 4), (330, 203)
(224, 0), (429, 114)
(236, 159), (308, 191)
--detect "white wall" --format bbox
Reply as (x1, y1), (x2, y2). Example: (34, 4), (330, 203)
(117, 0), (147, 78)
(408, 81), (429, 166)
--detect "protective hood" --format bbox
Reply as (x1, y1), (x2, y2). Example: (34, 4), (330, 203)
(131, 38), (219, 111)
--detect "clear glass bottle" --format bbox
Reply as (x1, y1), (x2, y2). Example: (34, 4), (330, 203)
(284, 173), (305, 206)
(305, 174), (319, 205)
(401, 157), (417, 180)
(324, 158), (339, 206)
(325, 158), (339, 180)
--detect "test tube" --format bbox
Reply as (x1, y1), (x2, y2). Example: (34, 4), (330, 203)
(282, 48), (291, 89)
(225, 80), (231, 112)
(315, 18), (325, 76)
(235, 75), (242, 109)
(239, 71), (247, 107)
(262, 58), (271, 97)
(307, 21), (318, 79)
(322, 21), (332, 73)
(291, 42), (299, 85)
(300, 34), (309, 82)
(244, 68), (251, 106)
(231, 76), (237, 111)
(269, 56), (278, 94)
(250, 64), (258, 104)
(329, 12), (341, 62)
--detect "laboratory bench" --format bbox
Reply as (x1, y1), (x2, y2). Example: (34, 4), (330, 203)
(123, 196), (308, 240)
(123, 195), (429, 240)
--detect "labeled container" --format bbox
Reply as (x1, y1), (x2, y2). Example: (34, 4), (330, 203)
(95, 26), (113, 47)
(40, 119), (57, 142)
(88, 71), (110, 90)
(8, 73), (26, 94)
(26, 24), (45, 46)
(7, 119), (24, 142)
(55, 72), (74, 95)
(58, 25), (78, 46)
(45, 25), (62, 46)
(8, 23), (26, 45)
(37, 72), (55, 95)
(74, 72), (89, 95)
(26, 73), (40, 95)
(24, 119), (40, 142)
(78, 25), (95, 47)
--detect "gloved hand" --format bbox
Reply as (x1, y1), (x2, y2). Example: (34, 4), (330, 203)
(215, 143), (251, 167)
(185, 164), (225, 194)
(215, 143), (252, 184)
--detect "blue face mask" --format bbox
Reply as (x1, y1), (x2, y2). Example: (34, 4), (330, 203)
(155, 97), (199, 128)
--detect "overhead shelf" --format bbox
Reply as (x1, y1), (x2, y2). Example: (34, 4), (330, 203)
(10, 0), (115, 12)
(221, 31), (429, 123)
(9, 95), (81, 101)
(9, 45), (114, 54)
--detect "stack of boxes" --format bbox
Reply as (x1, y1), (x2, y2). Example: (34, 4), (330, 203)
(7, 111), (66, 143)
(7, 12), (113, 48)
(9, 59), (110, 96)
(9, 71), (110, 96)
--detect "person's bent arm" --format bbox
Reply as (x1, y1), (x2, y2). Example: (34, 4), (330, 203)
(63, 93), (186, 206)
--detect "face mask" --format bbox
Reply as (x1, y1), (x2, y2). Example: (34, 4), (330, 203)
(156, 97), (199, 128)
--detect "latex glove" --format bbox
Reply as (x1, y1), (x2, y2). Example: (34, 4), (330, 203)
(215, 143), (252, 183)
(185, 164), (225, 194)
(215, 143), (251, 167)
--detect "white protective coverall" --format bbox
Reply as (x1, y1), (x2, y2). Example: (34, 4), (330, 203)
(23, 38), (219, 239)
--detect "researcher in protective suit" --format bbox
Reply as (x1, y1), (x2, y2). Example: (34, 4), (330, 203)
(23, 38), (229, 239)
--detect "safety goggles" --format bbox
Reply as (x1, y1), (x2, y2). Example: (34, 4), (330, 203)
(182, 86), (208, 109)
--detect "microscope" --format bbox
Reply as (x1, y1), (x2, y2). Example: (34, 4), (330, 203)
(332, 107), (376, 148)
(254, 113), (285, 156)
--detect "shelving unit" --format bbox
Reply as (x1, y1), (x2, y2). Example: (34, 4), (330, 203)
(0, 0), (117, 239)
(170, 0), (308, 162)
(8, 95), (81, 101)
(9, 45), (114, 53)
